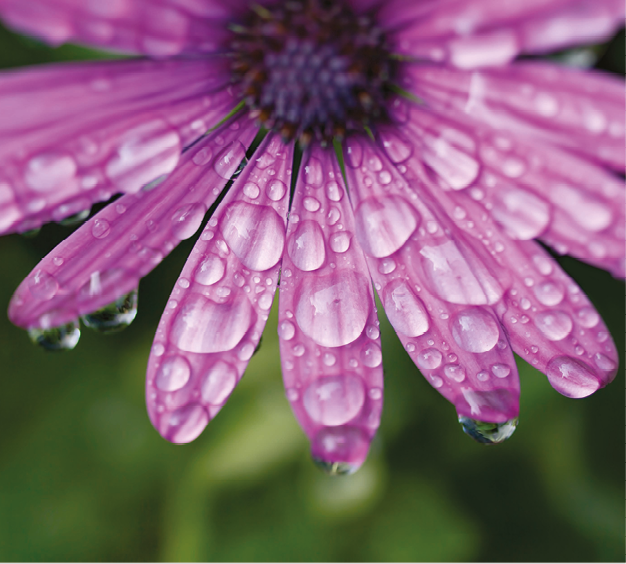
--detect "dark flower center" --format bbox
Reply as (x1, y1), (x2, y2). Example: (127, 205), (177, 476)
(229, 0), (396, 145)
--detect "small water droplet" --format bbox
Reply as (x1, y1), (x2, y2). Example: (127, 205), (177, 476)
(575, 306), (600, 328)
(29, 321), (80, 351)
(155, 355), (191, 392)
(369, 387), (382, 400)
(243, 182), (260, 199)
(325, 181), (343, 202)
(361, 343), (382, 368)
(201, 360), (237, 404)
(534, 311), (573, 341)
(459, 416), (518, 444)
(593, 352), (616, 372)
(278, 320), (296, 341)
(329, 231), (351, 254)
(266, 179), (287, 201)
(491, 363), (511, 378)
(171, 203), (207, 240)
(451, 308), (500, 353)
(444, 364), (466, 382)
(27, 270), (59, 300)
(303, 374), (366, 425)
(81, 289), (138, 333)
(383, 280), (429, 337)
(366, 326), (380, 340)
(378, 258), (396, 275)
(214, 141), (247, 179)
(194, 254), (225, 286)
(91, 218), (111, 239)
(533, 281), (565, 306)
(286, 388), (299, 401)
(323, 352), (336, 366)
(303, 196), (321, 212)
(416, 348), (443, 370)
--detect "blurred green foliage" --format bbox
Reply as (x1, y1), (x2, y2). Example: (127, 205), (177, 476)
(0, 20), (624, 563)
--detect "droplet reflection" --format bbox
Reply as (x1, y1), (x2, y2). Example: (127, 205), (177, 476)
(81, 289), (138, 333)
(28, 321), (81, 351)
(312, 458), (358, 476)
(459, 416), (518, 444)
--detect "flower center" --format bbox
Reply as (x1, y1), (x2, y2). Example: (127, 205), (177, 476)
(230, 0), (396, 144)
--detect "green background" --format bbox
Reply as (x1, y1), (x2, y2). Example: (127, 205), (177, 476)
(0, 21), (623, 563)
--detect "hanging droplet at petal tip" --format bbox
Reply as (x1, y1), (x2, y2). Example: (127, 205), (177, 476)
(312, 457), (360, 476)
(458, 415), (518, 445)
(28, 321), (81, 352)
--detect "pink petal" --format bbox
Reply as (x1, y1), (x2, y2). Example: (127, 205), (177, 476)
(390, 130), (619, 398)
(344, 134), (520, 424)
(0, 57), (237, 234)
(0, 0), (246, 56)
(401, 95), (625, 278)
(8, 117), (258, 330)
(279, 145), (383, 473)
(386, 0), (624, 68)
(404, 62), (625, 171)
(146, 133), (293, 444)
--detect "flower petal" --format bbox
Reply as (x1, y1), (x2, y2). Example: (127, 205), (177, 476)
(0, 57), (237, 234)
(384, 0), (624, 68)
(344, 134), (520, 423)
(8, 116), (258, 330)
(146, 133), (293, 444)
(279, 146), (383, 472)
(400, 95), (625, 278)
(0, 0), (245, 56)
(405, 62), (625, 171)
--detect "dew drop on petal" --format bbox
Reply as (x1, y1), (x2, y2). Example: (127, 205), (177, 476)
(287, 219), (326, 272)
(267, 179), (287, 201)
(303, 196), (321, 212)
(25, 152), (77, 192)
(156, 355), (191, 392)
(295, 270), (369, 347)
(171, 203), (207, 240)
(325, 181), (343, 202)
(329, 231), (351, 254)
(444, 363), (466, 382)
(243, 182), (260, 199)
(194, 254), (225, 286)
(304, 157), (324, 186)
(533, 281), (565, 306)
(278, 320), (296, 341)
(451, 308), (500, 353)
(91, 218), (111, 239)
(354, 195), (418, 258)
(163, 404), (208, 444)
(27, 270), (59, 300)
(303, 374), (366, 426)
(214, 141), (247, 179)
(575, 306), (600, 328)
(490, 187), (550, 240)
(534, 311), (573, 341)
(416, 347), (443, 369)
(491, 363), (510, 378)
(201, 360), (238, 405)
(593, 352), (616, 372)
(382, 280), (429, 337)
(361, 343), (382, 368)
(171, 294), (254, 353)
(546, 356), (600, 398)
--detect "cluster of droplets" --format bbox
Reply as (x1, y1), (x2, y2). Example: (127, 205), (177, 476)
(229, 0), (396, 144)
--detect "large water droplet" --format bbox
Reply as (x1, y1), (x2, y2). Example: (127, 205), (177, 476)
(29, 321), (80, 351)
(423, 136), (479, 190)
(214, 141), (247, 179)
(162, 403), (208, 444)
(419, 241), (502, 305)
(311, 425), (369, 473)
(266, 179), (287, 201)
(81, 289), (138, 333)
(221, 202), (285, 271)
(416, 347), (443, 369)
(171, 203), (207, 240)
(451, 308), (500, 353)
(295, 270), (369, 347)
(533, 281), (565, 306)
(329, 232), (351, 254)
(201, 360), (237, 405)
(287, 220), (326, 272)
(25, 152), (77, 192)
(155, 355), (191, 392)
(575, 307), (599, 328)
(303, 374), (365, 426)
(194, 254), (225, 286)
(534, 311), (573, 341)
(171, 294), (254, 353)
(491, 187), (550, 240)
(354, 195), (418, 257)
(382, 280), (429, 337)
(546, 356), (600, 398)
(459, 416), (518, 444)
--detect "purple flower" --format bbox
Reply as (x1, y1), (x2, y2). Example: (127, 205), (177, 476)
(0, 0), (623, 473)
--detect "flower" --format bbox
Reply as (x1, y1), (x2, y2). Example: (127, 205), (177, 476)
(0, 0), (623, 474)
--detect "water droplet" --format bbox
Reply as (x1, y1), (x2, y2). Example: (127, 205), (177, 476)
(354, 195), (418, 257)
(192, 147), (213, 166)
(243, 182), (260, 199)
(221, 202), (285, 271)
(323, 352), (336, 366)
(312, 458), (358, 476)
(575, 306), (600, 328)
(423, 136), (479, 190)
(369, 387), (382, 400)
(304, 157), (323, 186)
(29, 321), (80, 351)
(311, 425), (368, 472)
(27, 270), (59, 300)
(91, 218), (111, 239)
(155, 355), (191, 392)
(593, 352), (616, 372)
(327, 207), (341, 226)
(81, 289), (138, 333)
(444, 364), (466, 382)
(477, 370), (490, 381)
(194, 254), (225, 286)
(491, 363), (511, 378)
(534, 311), (573, 341)
(266, 179), (287, 201)
(170, 203), (207, 240)
(278, 320), (296, 341)
(287, 219), (326, 272)
(491, 187), (550, 240)
(286, 388), (299, 401)
(214, 141), (247, 179)
(416, 348), (443, 369)
(238, 342), (255, 361)
(361, 343), (382, 368)
(325, 181), (343, 202)
(25, 152), (77, 192)
(345, 138), (363, 168)
(532, 254), (553, 275)
(382, 280), (429, 337)
(303, 196), (321, 212)
(257, 292), (273, 310)
(451, 308), (500, 353)
(459, 416), (518, 444)
(501, 157), (526, 178)
(534, 92), (558, 117)
(171, 294), (253, 353)
(533, 281), (565, 306)
(380, 131), (413, 163)
(292, 344), (305, 357)
(546, 356), (600, 398)
(329, 231), (351, 254)
(303, 374), (365, 425)
(162, 404), (208, 444)
(295, 270), (370, 347)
